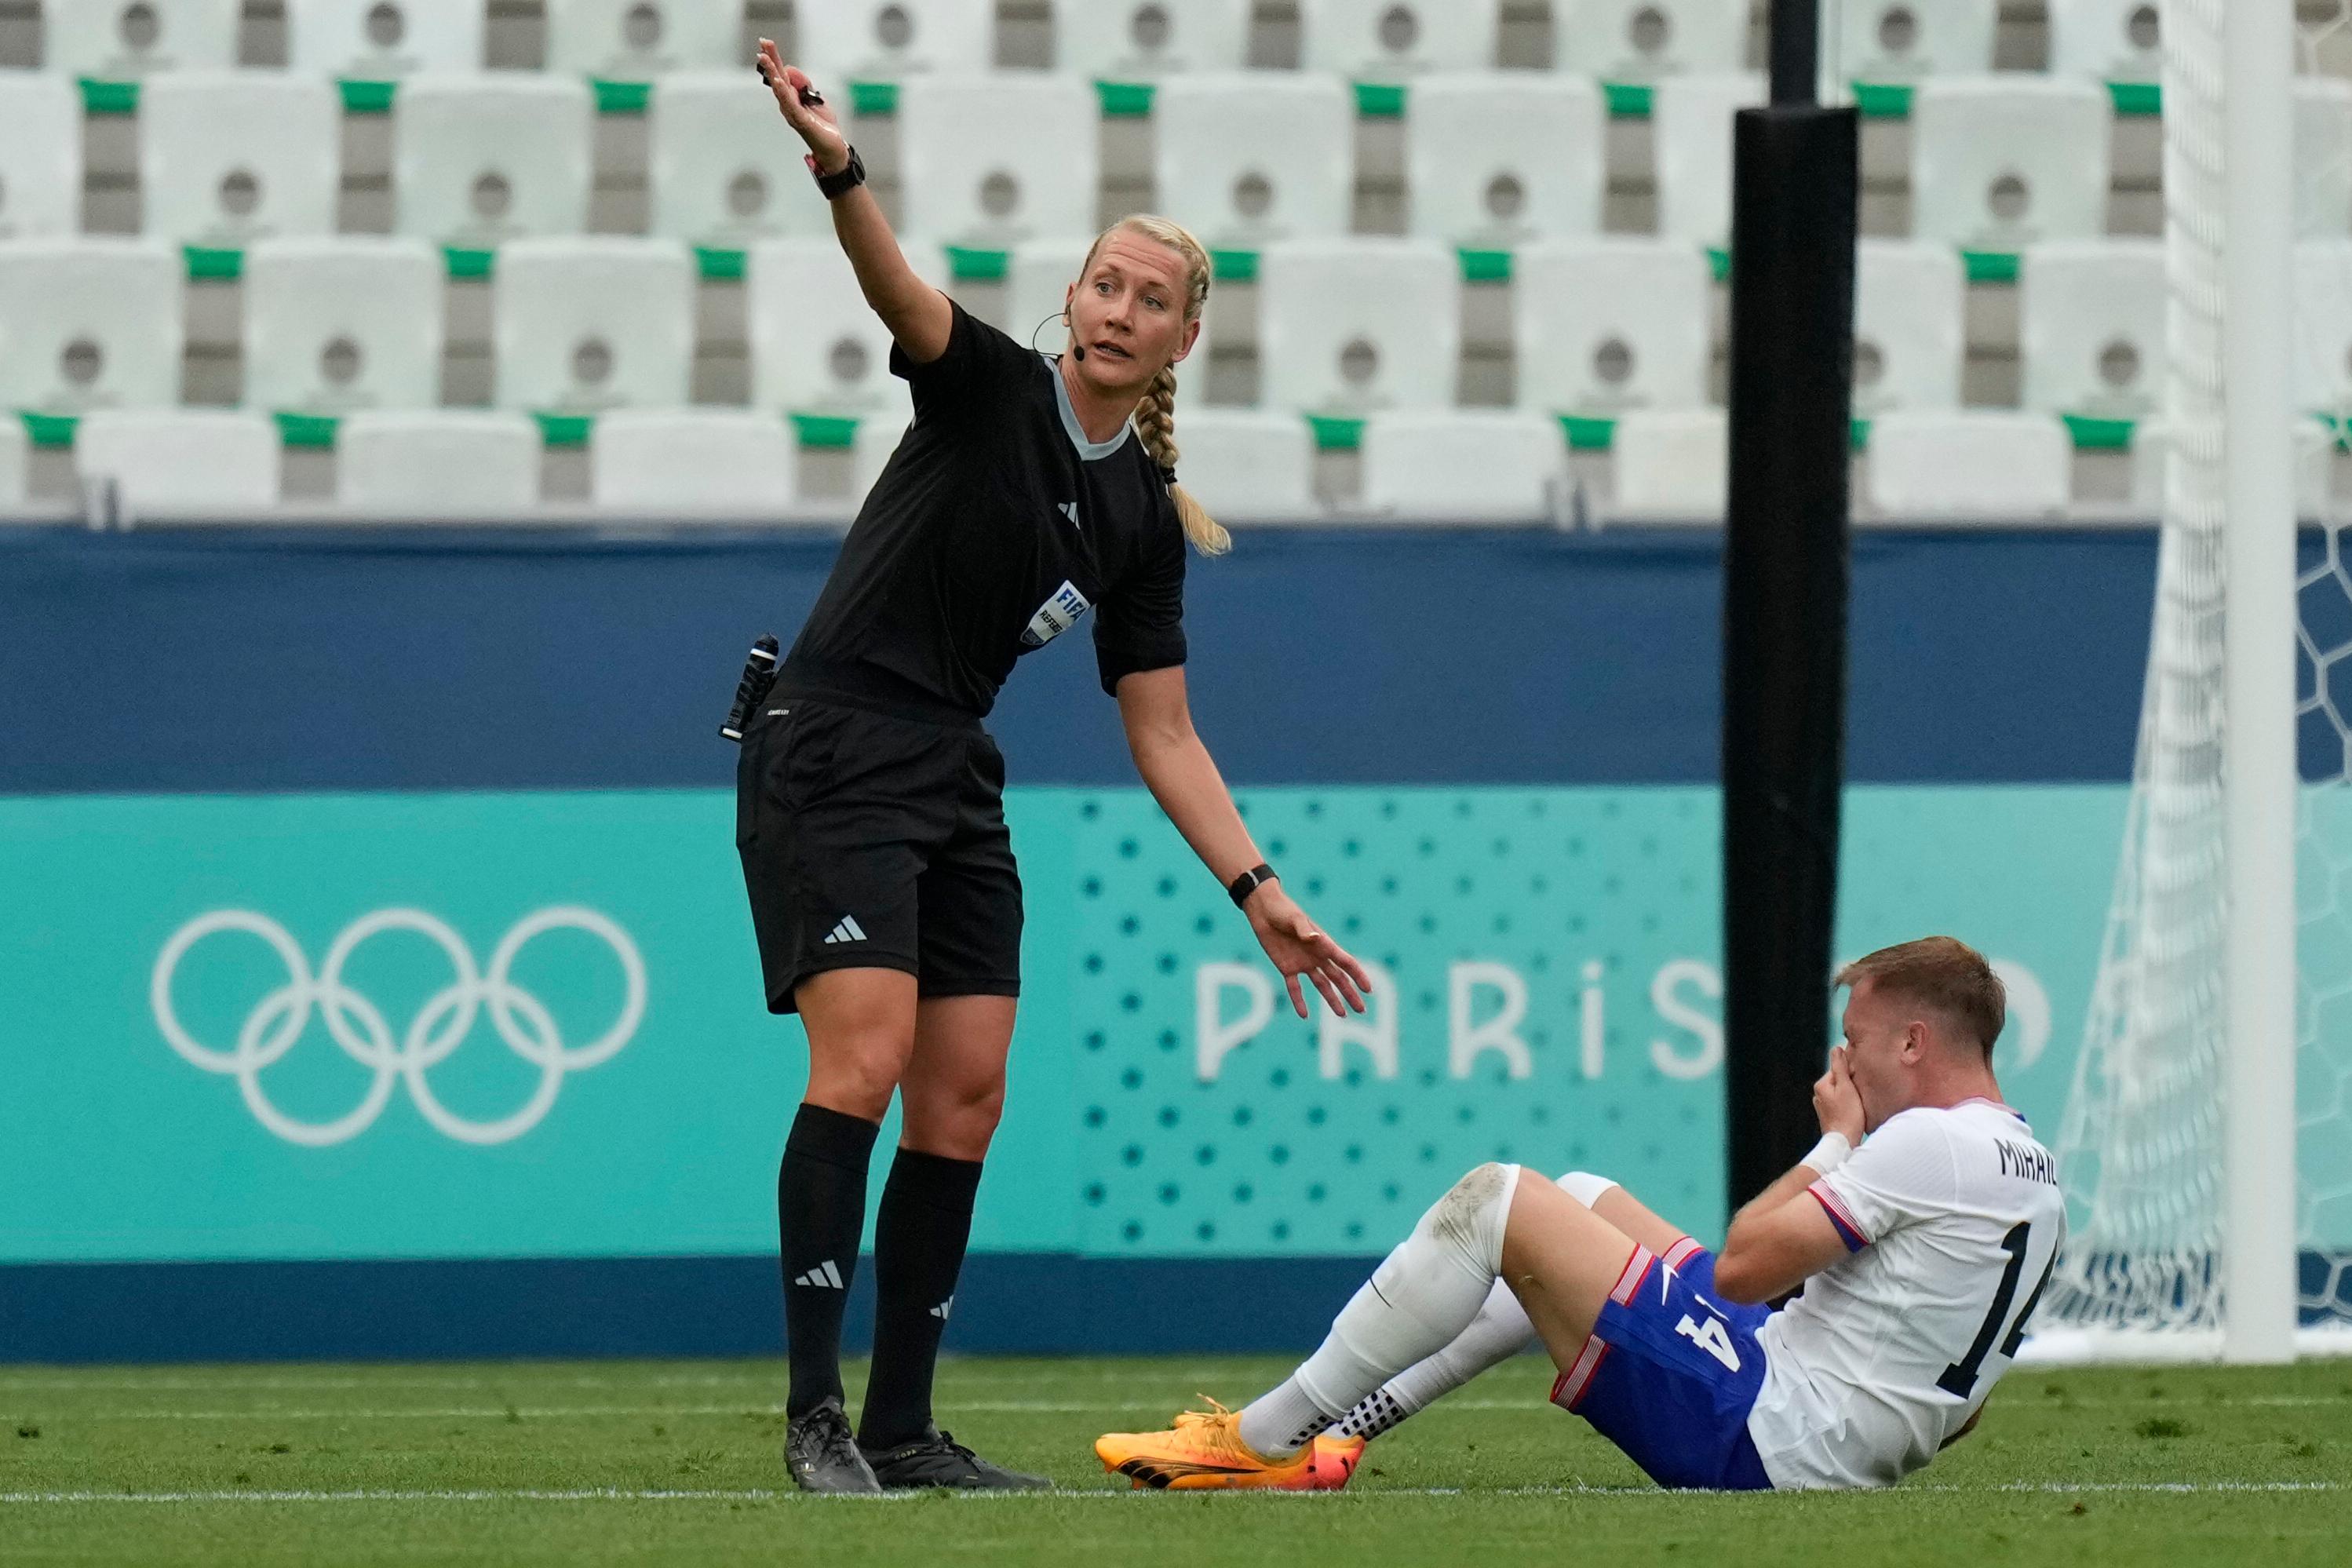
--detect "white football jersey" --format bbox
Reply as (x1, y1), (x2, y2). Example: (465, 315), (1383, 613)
(1745, 1098), (2066, 1490)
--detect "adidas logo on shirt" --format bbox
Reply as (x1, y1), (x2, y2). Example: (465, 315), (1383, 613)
(793, 1260), (845, 1290)
(929, 1296), (954, 1322)
(822, 916), (867, 946)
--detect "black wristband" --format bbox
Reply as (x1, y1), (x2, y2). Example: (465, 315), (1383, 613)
(814, 144), (866, 199)
(1227, 863), (1278, 908)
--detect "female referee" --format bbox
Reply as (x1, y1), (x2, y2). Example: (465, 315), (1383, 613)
(743, 40), (1374, 1493)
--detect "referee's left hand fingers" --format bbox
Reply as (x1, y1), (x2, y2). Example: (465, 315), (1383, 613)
(1282, 968), (1309, 1018)
(1304, 964), (1349, 1019)
(1318, 956), (1366, 1014)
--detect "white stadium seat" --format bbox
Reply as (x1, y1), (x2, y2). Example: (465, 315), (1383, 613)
(1652, 72), (1764, 249)
(1832, 1), (1997, 85)
(1610, 407), (1727, 522)
(1055, 0), (1252, 79)
(48, 0), (239, 77)
(1161, 407), (1317, 521)
(2048, 0), (2164, 87)
(2296, 79), (2352, 244)
(851, 408), (913, 507)
(1298, 0), (1500, 81)
(337, 410), (542, 516)
(793, 0), (997, 81)
(649, 71), (837, 250)
(0, 415), (26, 507)
(243, 237), (445, 416)
(0, 240), (184, 414)
(1258, 239), (1460, 414)
(1912, 78), (2110, 253)
(1869, 412), (2070, 520)
(2131, 421), (2332, 519)
(75, 410), (280, 516)
(1406, 75), (1605, 250)
(1360, 411), (1560, 522)
(394, 74), (594, 250)
(139, 73), (341, 250)
(545, 0), (741, 80)
(2019, 241), (2164, 421)
(1552, 0), (1747, 82)
(0, 74), (81, 240)
(895, 75), (1099, 249)
(1515, 240), (1712, 418)
(591, 410), (796, 514)
(2296, 242), (2352, 419)
(1154, 74), (1353, 253)
(746, 238), (942, 421)
(287, 0), (486, 78)
(492, 239), (695, 413)
(1854, 239), (1964, 415)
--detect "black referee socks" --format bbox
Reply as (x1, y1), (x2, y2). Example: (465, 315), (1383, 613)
(779, 1103), (881, 1420)
(858, 1147), (986, 1450)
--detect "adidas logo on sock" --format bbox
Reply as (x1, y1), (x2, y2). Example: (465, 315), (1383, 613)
(793, 1259), (845, 1290)
(821, 916), (868, 946)
(929, 1296), (954, 1322)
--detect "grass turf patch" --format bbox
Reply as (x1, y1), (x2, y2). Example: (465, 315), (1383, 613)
(1, 1357), (2347, 1565)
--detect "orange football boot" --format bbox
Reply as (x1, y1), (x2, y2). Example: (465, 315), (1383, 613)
(1095, 1400), (1319, 1491)
(1307, 1433), (1366, 1490)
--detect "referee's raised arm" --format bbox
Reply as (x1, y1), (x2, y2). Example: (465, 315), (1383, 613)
(757, 38), (953, 364)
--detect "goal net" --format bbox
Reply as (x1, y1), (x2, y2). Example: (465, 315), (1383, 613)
(2040, 0), (2352, 1360)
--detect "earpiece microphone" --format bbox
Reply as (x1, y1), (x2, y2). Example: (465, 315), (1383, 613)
(1067, 308), (1084, 362)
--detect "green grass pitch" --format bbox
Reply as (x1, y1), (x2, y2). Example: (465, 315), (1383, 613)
(2, 1356), (2348, 1566)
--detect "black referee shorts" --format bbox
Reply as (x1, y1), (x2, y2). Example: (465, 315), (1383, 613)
(735, 695), (1023, 1015)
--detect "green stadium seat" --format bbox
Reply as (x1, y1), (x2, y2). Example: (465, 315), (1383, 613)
(591, 409), (796, 514)
(75, 409), (281, 515)
(337, 410), (544, 516)
(1405, 74), (1604, 257)
(1854, 239), (1965, 418)
(243, 236), (445, 419)
(393, 73), (594, 260)
(1153, 73), (1353, 261)
(1258, 238), (1460, 419)
(1514, 239), (1712, 431)
(0, 239), (184, 417)
(0, 72), (81, 239)
(139, 72), (340, 264)
(491, 237), (695, 416)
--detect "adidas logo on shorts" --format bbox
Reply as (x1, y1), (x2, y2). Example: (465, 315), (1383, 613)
(793, 1260), (845, 1290)
(929, 1296), (953, 1322)
(822, 916), (867, 946)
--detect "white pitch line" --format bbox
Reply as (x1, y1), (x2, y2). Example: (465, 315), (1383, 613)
(0, 1481), (2344, 1506)
(0, 1398), (1573, 1424)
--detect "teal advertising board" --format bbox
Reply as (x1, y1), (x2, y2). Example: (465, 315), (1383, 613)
(1, 785), (2127, 1267)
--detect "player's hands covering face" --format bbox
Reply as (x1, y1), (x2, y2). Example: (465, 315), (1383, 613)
(1244, 885), (1374, 1019)
(756, 39), (850, 175)
(1813, 1044), (1866, 1144)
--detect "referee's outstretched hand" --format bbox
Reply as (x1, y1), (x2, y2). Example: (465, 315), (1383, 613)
(755, 38), (850, 176)
(1246, 887), (1374, 1019)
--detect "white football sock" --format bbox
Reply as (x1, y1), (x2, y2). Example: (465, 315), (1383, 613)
(1236, 1162), (1519, 1458)
(1330, 1169), (1615, 1441)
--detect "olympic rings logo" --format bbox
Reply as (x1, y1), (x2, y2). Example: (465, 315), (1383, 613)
(151, 908), (646, 1147)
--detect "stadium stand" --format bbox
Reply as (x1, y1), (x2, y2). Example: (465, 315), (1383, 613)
(2046, 0), (2165, 89)
(393, 72), (594, 250)
(1853, 239), (1966, 417)
(1154, 72), (1354, 254)
(1832, 0), (1998, 86)
(1515, 239), (1712, 422)
(0, 410), (24, 505)
(0, 71), (78, 239)
(543, 0), (744, 82)
(2131, 419), (2336, 520)
(243, 236), (447, 418)
(746, 238), (938, 428)
(286, 0), (487, 79)
(2018, 239), (2164, 428)
(2296, 240), (2352, 421)
(649, 68), (837, 250)
(894, 74), (1099, 250)
(1910, 77), (2112, 256)
(1296, 0), (1501, 82)
(1609, 407), (1728, 521)
(1161, 407), (1318, 521)
(139, 71), (341, 253)
(1650, 71), (1763, 249)
(1552, 0), (1748, 85)
(589, 407), (797, 512)
(2295, 78), (2352, 242)
(75, 408), (281, 513)
(1405, 74), (1605, 250)
(1359, 409), (1562, 521)
(336, 409), (543, 515)
(490, 237), (695, 413)
(48, 0), (240, 79)
(1868, 411), (2072, 520)
(1054, 0), (1254, 80)
(1257, 237), (1459, 414)
(0, 239), (184, 414)
(793, 0), (997, 82)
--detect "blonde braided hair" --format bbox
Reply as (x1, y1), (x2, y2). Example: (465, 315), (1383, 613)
(1076, 214), (1230, 556)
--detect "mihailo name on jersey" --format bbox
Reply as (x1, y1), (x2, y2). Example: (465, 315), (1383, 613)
(1996, 1139), (2057, 1185)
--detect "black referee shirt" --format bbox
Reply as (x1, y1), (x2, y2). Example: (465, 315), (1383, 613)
(779, 299), (1191, 717)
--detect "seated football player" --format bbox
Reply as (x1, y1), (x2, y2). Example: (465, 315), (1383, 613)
(1097, 936), (2066, 1492)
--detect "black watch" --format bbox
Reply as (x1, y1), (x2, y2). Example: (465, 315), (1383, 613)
(814, 145), (866, 200)
(1227, 863), (1278, 909)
